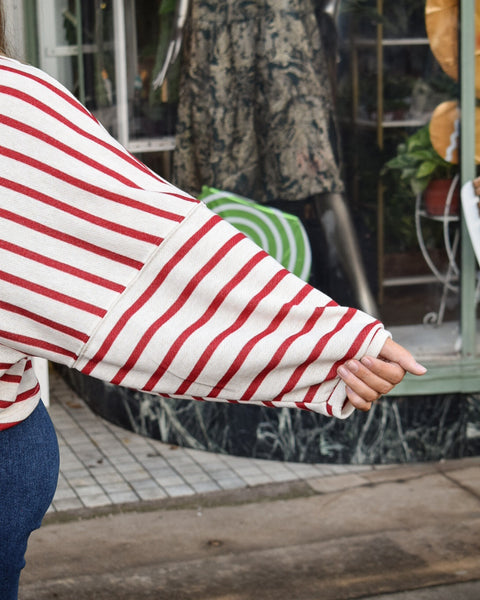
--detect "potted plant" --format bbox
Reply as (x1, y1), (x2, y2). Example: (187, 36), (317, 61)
(381, 124), (459, 215)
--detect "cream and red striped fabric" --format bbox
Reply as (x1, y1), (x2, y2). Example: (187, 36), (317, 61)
(0, 56), (390, 430)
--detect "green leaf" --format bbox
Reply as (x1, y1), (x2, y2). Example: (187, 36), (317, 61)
(411, 177), (429, 195)
(407, 126), (430, 151)
(160, 0), (177, 15)
(416, 160), (439, 178)
(400, 167), (417, 180)
(409, 149), (438, 161)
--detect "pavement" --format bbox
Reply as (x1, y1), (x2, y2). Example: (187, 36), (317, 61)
(18, 371), (480, 600)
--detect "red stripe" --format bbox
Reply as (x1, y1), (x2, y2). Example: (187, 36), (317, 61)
(0, 240), (125, 293)
(295, 402), (313, 412)
(0, 392), (36, 409)
(0, 84), (170, 186)
(0, 207), (143, 269)
(0, 271), (106, 317)
(0, 421), (22, 430)
(82, 214), (223, 375)
(0, 139), (189, 221)
(0, 176), (163, 245)
(270, 307), (357, 404)
(0, 300), (89, 342)
(0, 330), (77, 360)
(174, 264), (289, 397)
(1, 88), (138, 187)
(0, 78), (197, 193)
(0, 64), (96, 119)
(142, 248), (271, 392)
(162, 191), (199, 203)
(113, 232), (248, 387)
(0, 373), (22, 384)
(208, 283), (314, 398)
(324, 320), (382, 383)
(240, 301), (338, 401)
(0, 363), (15, 369)
(304, 382), (338, 415)
(302, 381), (332, 408)
(0, 64), (175, 185)
(16, 382), (41, 402)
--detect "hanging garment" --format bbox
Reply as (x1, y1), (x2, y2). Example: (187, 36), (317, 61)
(173, 0), (344, 203)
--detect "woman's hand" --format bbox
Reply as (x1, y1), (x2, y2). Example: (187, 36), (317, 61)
(337, 338), (427, 411)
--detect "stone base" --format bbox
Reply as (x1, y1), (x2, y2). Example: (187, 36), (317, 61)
(57, 366), (480, 464)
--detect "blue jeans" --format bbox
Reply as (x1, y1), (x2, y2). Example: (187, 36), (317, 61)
(0, 401), (59, 599)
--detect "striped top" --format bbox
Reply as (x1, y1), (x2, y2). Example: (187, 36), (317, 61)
(0, 57), (390, 430)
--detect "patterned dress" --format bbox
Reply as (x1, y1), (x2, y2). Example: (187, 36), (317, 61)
(173, 0), (344, 204)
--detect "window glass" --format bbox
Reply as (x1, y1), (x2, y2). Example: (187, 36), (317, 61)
(126, 0), (179, 141)
(337, 0), (461, 333)
(35, 0), (467, 335)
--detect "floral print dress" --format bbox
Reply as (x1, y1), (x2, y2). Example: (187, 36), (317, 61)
(173, 0), (344, 204)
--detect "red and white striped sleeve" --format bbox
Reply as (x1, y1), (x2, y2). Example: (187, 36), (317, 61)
(0, 57), (390, 428)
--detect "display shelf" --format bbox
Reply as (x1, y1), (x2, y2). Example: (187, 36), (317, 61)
(353, 36), (429, 47)
(126, 136), (176, 154)
(354, 118), (430, 128)
(349, 1), (447, 308)
(382, 274), (441, 287)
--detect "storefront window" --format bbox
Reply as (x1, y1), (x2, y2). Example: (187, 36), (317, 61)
(337, 0), (460, 326)
(34, 0), (177, 174)
(26, 0), (480, 392)
(334, 0), (480, 393)
(35, 1), (115, 124)
(127, 0), (179, 140)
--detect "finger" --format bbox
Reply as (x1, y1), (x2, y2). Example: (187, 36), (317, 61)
(344, 385), (374, 412)
(341, 358), (400, 393)
(337, 365), (384, 403)
(359, 355), (406, 386)
(379, 338), (427, 375)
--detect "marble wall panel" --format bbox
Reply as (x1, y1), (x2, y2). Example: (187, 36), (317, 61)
(57, 367), (480, 464)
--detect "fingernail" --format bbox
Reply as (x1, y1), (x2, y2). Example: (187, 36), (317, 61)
(347, 360), (358, 372)
(416, 362), (427, 374)
(337, 366), (347, 377)
(361, 356), (373, 368)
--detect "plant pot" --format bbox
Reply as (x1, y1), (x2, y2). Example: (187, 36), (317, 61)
(424, 179), (459, 216)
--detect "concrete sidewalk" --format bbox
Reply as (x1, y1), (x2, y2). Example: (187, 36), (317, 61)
(21, 454), (480, 599)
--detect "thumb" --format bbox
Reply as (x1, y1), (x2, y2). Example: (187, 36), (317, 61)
(378, 338), (427, 376)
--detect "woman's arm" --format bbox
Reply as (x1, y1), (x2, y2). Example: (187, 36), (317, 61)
(0, 57), (424, 421)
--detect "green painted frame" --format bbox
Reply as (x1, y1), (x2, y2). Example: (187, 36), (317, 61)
(392, 0), (479, 396)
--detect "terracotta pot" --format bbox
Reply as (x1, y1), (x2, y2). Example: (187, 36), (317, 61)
(424, 179), (459, 216)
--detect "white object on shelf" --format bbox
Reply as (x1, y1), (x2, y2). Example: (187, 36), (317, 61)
(462, 181), (480, 265)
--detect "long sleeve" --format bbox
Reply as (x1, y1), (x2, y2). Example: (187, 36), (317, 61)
(0, 57), (390, 429)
